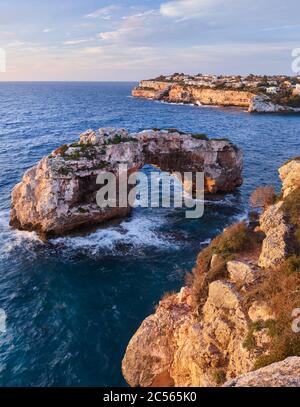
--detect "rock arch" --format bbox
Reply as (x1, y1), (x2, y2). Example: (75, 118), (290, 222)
(10, 128), (243, 239)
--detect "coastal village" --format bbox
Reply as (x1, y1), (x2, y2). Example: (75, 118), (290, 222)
(133, 73), (300, 112)
(154, 73), (300, 97)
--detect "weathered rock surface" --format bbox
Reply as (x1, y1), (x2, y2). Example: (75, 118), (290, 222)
(248, 95), (300, 113)
(258, 202), (292, 269)
(224, 357), (300, 387)
(133, 80), (255, 109)
(227, 261), (258, 285)
(279, 158), (300, 198)
(122, 281), (266, 387)
(122, 157), (300, 388)
(10, 128), (243, 239)
(133, 80), (300, 113)
(248, 301), (275, 323)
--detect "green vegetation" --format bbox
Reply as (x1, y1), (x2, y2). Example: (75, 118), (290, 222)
(249, 185), (276, 210)
(57, 167), (70, 176)
(210, 137), (230, 142)
(57, 144), (68, 155)
(212, 369), (227, 386)
(104, 135), (138, 145)
(78, 207), (89, 214)
(189, 222), (262, 306)
(64, 143), (97, 161)
(246, 257), (300, 370)
(165, 128), (185, 135)
(243, 320), (273, 350)
(192, 133), (209, 141)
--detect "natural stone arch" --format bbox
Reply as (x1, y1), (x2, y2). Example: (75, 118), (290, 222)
(10, 128), (243, 240)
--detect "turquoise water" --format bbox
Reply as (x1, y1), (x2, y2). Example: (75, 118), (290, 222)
(0, 82), (299, 386)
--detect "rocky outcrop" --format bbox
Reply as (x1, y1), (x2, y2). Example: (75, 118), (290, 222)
(133, 80), (300, 113)
(133, 80), (255, 109)
(224, 357), (300, 387)
(10, 128), (243, 239)
(122, 158), (300, 387)
(249, 95), (300, 113)
(279, 158), (300, 198)
(227, 261), (259, 285)
(258, 202), (292, 269)
(122, 281), (268, 387)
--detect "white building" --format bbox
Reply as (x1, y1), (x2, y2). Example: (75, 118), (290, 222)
(266, 87), (279, 94)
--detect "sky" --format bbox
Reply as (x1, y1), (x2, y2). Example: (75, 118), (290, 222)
(0, 0), (299, 81)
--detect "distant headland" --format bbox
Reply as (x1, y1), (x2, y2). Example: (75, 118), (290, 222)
(132, 73), (300, 113)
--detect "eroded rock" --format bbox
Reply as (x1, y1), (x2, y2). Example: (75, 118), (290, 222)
(10, 128), (243, 239)
(227, 261), (259, 285)
(224, 357), (300, 387)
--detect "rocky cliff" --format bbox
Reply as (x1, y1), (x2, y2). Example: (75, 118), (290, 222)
(132, 80), (300, 113)
(10, 128), (242, 239)
(122, 158), (300, 387)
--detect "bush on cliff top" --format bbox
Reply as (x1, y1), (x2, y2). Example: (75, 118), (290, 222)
(246, 258), (300, 369)
(189, 222), (262, 307)
(249, 185), (277, 211)
(192, 133), (209, 141)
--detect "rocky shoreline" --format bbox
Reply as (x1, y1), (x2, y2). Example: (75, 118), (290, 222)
(10, 128), (243, 240)
(132, 80), (300, 114)
(122, 158), (300, 387)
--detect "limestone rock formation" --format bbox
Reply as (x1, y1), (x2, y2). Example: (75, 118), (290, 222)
(227, 261), (258, 285)
(248, 95), (300, 113)
(132, 80), (300, 113)
(258, 202), (292, 269)
(10, 128), (243, 239)
(133, 80), (255, 109)
(122, 157), (300, 388)
(279, 158), (300, 198)
(223, 357), (300, 387)
(122, 282), (266, 387)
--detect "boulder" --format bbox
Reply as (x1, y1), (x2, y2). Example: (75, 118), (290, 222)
(227, 261), (258, 285)
(224, 357), (300, 387)
(205, 280), (240, 309)
(248, 301), (275, 322)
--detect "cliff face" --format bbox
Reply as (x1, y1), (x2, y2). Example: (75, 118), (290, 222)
(132, 80), (300, 113)
(223, 357), (300, 387)
(122, 158), (300, 387)
(10, 128), (243, 239)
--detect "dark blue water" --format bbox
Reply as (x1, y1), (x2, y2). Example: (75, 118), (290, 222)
(0, 82), (299, 386)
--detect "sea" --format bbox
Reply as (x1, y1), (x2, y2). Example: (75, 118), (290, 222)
(0, 82), (299, 386)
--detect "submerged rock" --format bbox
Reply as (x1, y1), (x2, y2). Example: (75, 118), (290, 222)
(10, 128), (243, 239)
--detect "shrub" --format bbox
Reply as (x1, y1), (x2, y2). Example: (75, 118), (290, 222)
(249, 185), (276, 210)
(191, 222), (262, 307)
(192, 133), (209, 141)
(55, 144), (68, 156)
(247, 259), (300, 369)
(281, 187), (300, 226)
(165, 128), (185, 134)
(212, 369), (227, 386)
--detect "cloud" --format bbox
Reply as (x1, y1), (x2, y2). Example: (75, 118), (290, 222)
(99, 10), (157, 42)
(160, 0), (224, 20)
(43, 28), (53, 33)
(63, 39), (92, 46)
(84, 5), (118, 19)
